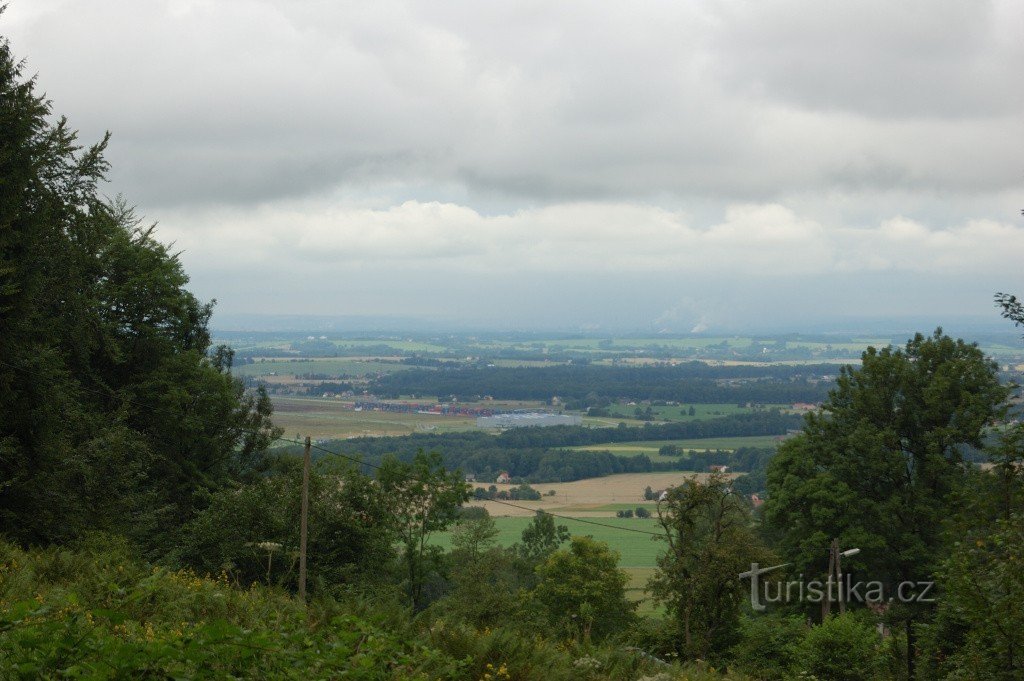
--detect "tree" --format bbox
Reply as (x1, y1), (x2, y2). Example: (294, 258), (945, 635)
(515, 511), (570, 564)
(377, 450), (470, 610)
(793, 613), (886, 681)
(764, 329), (1007, 676)
(175, 458), (395, 591)
(0, 31), (280, 550)
(649, 473), (771, 660)
(532, 536), (634, 640)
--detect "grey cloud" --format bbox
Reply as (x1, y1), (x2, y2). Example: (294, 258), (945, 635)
(9, 0), (1021, 211)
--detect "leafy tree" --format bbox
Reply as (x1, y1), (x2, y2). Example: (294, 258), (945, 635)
(793, 613), (886, 681)
(438, 515), (539, 629)
(648, 473), (771, 660)
(764, 329), (1007, 675)
(515, 511), (570, 564)
(175, 458), (395, 591)
(531, 536), (634, 641)
(926, 513), (1024, 679)
(728, 614), (807, 681)
(377, 450), (470, 610)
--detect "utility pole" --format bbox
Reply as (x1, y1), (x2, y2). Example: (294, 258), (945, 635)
(298, 435), (311, 601)
(822, 539), (860, 620)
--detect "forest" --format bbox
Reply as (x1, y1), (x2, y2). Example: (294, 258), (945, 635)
(2, 27), (1023, 680)
(370, 363), (834, 403)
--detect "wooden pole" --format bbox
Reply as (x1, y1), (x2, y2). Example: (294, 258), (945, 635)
(298, 435), (311, 601)
(836, 539), (846, 615)
(822, 538), (836, 621)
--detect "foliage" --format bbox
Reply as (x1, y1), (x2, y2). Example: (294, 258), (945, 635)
(0, 34), (280, 551)
(649, 473), (772, 660)
(515, 511), (571, 565)
(377, 450), (471, 610)
(0, 540), (465, 679)
(792, 613), (886, 681)
(727, 614), (807, 680)
(173, 458), (396, 592)
(532, 536), (635, 641)
(764, 329), (1006, 664)
(924, 512), (1024, 679)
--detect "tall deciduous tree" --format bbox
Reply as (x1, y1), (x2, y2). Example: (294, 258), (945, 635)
(764, 329), (1007, 675)
(532, 535), (634, 641)
(377, 450), (470, 610)
(649, 473), (770, 660)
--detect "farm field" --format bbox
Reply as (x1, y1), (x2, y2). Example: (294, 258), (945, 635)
(465, 471), (728, 517)
(270, 397), (478, 438)
(233, 358), (412, 378)
(435, 507), (672, 613)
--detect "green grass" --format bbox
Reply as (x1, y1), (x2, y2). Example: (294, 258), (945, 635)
(436, 516), (663, 568)
(270, 397), (478, 438)
(437, 516), (667, 613)
(233, 359), (414, 378)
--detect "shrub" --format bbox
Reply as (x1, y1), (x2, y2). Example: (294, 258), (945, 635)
(793, 613), (885, 681)
(728, 614), (806, 679)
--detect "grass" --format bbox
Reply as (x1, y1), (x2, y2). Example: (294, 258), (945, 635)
(436, 516), (664, 568)
(233, 359), (413, 378)
(271, 397), (478, 438)
(436, 516), (667, 614)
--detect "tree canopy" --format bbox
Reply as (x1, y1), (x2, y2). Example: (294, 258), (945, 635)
(0, 33), (279, 552)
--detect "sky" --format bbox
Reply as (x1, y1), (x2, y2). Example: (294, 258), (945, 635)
(5, 1), (1023, 333)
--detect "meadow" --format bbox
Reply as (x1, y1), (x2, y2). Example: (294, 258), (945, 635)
(232, 358), (412, 378)
(270, 397), (478, 439)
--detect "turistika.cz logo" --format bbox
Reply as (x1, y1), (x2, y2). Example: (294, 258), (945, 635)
(738, 562), (935, 611)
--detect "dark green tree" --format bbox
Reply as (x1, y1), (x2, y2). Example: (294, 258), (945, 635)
(649, 473), (771, 660)
(515, 511), (570, 564)
(0, 31), (281, 550)
(531, 536), (634, 641)
(764, 329), (1007, 675)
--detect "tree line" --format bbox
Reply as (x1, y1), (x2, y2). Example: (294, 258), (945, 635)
(369, 363), (835, 402)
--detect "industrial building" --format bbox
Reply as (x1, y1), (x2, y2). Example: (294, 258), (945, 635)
(476, 413), (582, 429)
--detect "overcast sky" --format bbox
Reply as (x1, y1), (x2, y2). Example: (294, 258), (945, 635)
(5, 1), (1023, 333)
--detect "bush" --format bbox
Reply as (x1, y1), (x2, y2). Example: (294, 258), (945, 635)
(793, 613), (885, 681)
(728, 614), (806, 680)
(0, 541), (464, 679)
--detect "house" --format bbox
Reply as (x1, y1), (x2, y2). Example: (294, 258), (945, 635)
(709, 464), (729, 473)
(464, 473), (476, 483)
(496, 471), (512, 484)
(750, 493), (764, 508)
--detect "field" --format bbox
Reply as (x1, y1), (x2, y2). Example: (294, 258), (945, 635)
(465, 471), (730, 517)
(233, 358), (412, 378)
(438, 471), (722, 614)
(270, 397), (478, 438)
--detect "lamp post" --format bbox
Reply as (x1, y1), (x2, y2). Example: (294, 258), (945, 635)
(822, 539), (860, 619)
